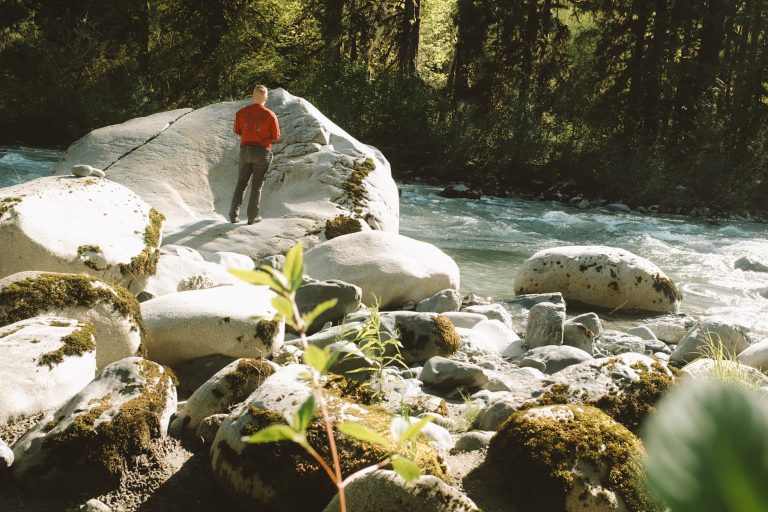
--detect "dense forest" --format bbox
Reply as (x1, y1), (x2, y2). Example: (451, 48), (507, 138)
(1, 0), (767, 212)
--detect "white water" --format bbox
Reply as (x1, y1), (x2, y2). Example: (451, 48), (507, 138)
(3, 148), (767, 336)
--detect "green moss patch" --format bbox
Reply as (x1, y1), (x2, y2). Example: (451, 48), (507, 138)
(487, 404), (662, 512)
(40, 360), (172, 492)
(324, 215), (363, 240)
(342, 157), (376, 211)
(0, 272), (146, 345)
(0, 196), (23, 217)
(525, 363), (675, 433)
(223, 359), (274, 403)
(119, 208), (164, 277)
(652, 273), (682, 304)
(38, 322), (96, 369)
(77, 244), (105, 271)
(432, 315), (461, 354)
(255, 319), (280, 349)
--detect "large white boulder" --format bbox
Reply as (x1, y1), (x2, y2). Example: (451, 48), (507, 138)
(514, 246), (682, 313)
(141, 252), (242, 297)
(141, 284), (284, 367)
(0, 176), (163, 292)
(52, 89), (399, 260)
(304, 231), (460, 308)
(0, 271), (144, 369)
(11, 357), (176, 495)
(0, 317), (97, 425)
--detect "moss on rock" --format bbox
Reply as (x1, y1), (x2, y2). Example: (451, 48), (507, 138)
(255, 319), (280, 349)
(217, 373), (445, 511)
(0, 196), (23, 217)
(591, 362), (675, 433)
(433, 315), (461, 354)
(325, 215), (363, 240)
(119, 208), (164, 277)
(487, 404), (662, 512)
(38, 321), (96, 369)
(223, 359), (274, 403)
(343, 157), (376, 210)
(40, 360), (172, 492)
(0, 272), (146, 346)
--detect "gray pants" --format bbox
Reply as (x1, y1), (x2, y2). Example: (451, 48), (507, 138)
(230, 145), (272, 221)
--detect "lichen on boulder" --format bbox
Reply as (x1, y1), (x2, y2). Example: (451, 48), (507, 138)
(485, 404), (662, 512)
(324, 215), (364, 240)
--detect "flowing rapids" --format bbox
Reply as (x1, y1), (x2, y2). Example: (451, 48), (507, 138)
(3, 147), (767, 337)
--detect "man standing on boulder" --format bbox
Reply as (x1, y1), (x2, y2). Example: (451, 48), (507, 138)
(230, 85), (280, 224)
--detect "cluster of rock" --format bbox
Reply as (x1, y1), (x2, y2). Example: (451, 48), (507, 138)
(3, 91), (767, 511)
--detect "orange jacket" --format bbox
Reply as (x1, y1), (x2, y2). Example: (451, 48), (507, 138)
(233, 103), (280, 149)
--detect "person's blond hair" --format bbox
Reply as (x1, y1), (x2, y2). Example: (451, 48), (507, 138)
(253, 85), (268, 95)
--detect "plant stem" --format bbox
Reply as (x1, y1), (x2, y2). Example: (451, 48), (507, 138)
(294, 302), (347, 511)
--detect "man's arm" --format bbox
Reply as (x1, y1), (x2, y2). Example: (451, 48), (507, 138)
(270, 113), (280, 143)
(233, 112), (241, 136)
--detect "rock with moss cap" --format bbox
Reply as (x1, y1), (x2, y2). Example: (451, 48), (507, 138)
(10, 357), (176, 496)
(484, 404), (663, 512)
(141, 284), (284, 367)
(514, 246), (682, 314)
(0, 317), (97, 426)
(52, 89), (398, 260)
(0, 271), (145, 369)
(375, 312), (461, 365)
(476, 353), (674, 432)
(323, 469), (479, 512)
(0, 176), (163, 293)
(305, 231), (460, 309)
(169, 358), (277, 435)
(211, 364), (446, 511)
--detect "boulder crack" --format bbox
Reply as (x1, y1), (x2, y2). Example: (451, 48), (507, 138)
(103, 110), (193, 172)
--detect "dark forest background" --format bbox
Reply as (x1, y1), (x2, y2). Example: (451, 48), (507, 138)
(1, 0), (767, 212)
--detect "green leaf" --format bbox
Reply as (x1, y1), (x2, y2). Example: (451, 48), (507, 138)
(337, 422), (388, 447)
(391, 455), (421, 483)
(272, 296), (294, 319)
(283, 243), (304, 290)
(392, 416), (434, 446)
(229, 268), (275, 287)
(295, 394), (316, 433)
(242, 424), (298, 444)
(302, 299), (339, 327)
(258, 264), (290, 292)
(324, 349), (341, 373)
(303, 345), (328, 373)
(644, 380), (768, 512)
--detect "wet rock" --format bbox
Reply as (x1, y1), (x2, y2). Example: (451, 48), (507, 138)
(734, 256), (768, 273)
(438, 184), (482, 200)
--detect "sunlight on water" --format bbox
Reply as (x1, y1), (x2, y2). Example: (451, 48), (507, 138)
(400, 183), (768, 337)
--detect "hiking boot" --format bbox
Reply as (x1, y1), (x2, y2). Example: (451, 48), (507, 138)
(247, 216), (262, 225)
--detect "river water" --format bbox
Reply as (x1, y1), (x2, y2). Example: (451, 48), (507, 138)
(3, 147), (768, 336)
